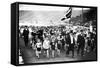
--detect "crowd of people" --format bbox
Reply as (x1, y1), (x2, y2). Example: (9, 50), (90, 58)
(19, 25), (97, 60)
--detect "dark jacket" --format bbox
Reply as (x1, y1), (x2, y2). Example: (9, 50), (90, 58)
(77, 34), (85, 46)
(23, 29), (29, 37)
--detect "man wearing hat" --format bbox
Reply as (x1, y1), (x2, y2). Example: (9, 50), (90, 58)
(66, 30), (75, 58)
(77, 30), (85, 56)
(23, 26), (29, 47)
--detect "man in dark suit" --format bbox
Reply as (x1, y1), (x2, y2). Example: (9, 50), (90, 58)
(77, 30), (85, 56)
(37, 29), (43, 42)
(23, 26), (29, 47)
(66, 30), (75, 58)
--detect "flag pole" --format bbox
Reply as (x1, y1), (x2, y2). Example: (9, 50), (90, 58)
(82, 8), (84, 25)
(69, 7), (72, 30)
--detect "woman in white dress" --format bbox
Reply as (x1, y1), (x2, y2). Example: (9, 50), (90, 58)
(43, 37), (50, 58)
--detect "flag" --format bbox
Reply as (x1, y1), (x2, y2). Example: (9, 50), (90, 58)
(61, 18), (66, 21)
(61, 7), (72, 21)
(65, 7), (72, 18)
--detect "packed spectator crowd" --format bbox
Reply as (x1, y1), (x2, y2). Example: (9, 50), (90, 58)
(19, 25), (97, 59)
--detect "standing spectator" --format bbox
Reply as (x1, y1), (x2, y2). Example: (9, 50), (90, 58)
(23, 26), (29, 47)
(50, 37), (56, 58)
(56, 40), (62, 56)
(35, 39), (42, 59)
(66, 30), (75, 58)
(61, 35), (65, 51)
(43, 37), (50, 58)
(77, 30), (85, 56)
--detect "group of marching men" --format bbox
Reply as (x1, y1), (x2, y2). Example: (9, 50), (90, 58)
(19, 26), (96, 59)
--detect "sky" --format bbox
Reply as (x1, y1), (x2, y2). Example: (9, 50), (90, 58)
(19, 4), (90, 26)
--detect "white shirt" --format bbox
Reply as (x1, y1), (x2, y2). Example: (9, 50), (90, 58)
(90, 25), (93, 32)
(70, 34), (74, 44)
(29, 32), (32, 39)
(75, 33), (80, 42)
(36, 43), (41, 48)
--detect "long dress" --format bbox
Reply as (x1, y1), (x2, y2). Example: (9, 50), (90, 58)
(43, 40), (50, 50)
